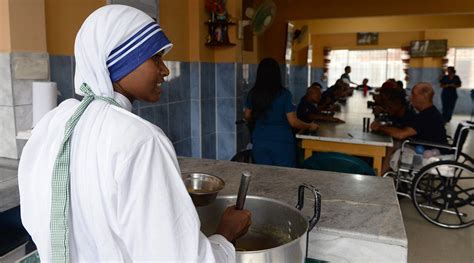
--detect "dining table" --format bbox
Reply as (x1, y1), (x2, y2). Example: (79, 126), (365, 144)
(296, 90), (393, 176)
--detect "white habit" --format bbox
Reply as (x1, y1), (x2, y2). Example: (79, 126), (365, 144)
(18, 5), (235, 263)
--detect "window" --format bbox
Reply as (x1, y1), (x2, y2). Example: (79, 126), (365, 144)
(328, 49), (405, 88)
(446, 48), (474, 89)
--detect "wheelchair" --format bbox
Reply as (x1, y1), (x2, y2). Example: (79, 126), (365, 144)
(384, 121), (474, 229)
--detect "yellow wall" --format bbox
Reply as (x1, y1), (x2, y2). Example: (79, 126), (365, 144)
(296, 14), (474, 35)
(284, 0), (474, 20)
(282, 14), (474, 68)
(7, 0), (47, 52)
(45, 0), (105, 55)
(307, 29), (474, 68)
(309, 31), (424, 67)
(0, 0), (11, 52)
(161, 0), (256, 63)
(160, 1), (190, 61)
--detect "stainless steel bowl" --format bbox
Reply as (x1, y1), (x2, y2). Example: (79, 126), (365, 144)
(182, 173), (225, 206)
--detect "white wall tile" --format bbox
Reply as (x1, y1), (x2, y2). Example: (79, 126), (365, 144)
(12, 52), (49, 80)
(0, 106), (18, 159)
(0, 53), (13, 106)
(14, 105), (32, 132)
(13, 80), (33, 105)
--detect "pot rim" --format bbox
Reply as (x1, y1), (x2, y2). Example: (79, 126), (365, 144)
(215, 195), (310, 254)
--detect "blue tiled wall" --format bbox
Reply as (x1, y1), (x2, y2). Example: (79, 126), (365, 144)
(408, 67), (471, 114)
(200, 62), (216, 159)
(50, 56), (75, 103)
(288, 65), (309, 104)
(216, 63), (236, 160)
(50, 56), (196, 157)
(310, 67), (328, 89)
(236, 63), (256, 152)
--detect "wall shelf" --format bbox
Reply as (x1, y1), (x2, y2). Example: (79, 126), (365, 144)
(205, 20), (236, 47)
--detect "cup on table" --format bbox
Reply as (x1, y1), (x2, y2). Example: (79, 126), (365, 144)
(363, 117), (371, 132)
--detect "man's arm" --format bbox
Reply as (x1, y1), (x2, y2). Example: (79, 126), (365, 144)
(371, 121), (417, 140)
(307, 113), (344, 123)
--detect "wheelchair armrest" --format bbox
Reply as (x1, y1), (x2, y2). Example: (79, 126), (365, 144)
(402, 139), (455, 150)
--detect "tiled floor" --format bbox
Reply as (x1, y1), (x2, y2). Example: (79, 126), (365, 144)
(401, 114), (474, 263)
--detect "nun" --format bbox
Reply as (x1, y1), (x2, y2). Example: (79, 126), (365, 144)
(18, 5), (250, 262)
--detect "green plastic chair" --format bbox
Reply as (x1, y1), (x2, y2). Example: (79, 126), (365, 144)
(303, 152), (376, 176)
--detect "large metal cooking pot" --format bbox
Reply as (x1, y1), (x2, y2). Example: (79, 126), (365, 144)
(197, 184), (321, 263)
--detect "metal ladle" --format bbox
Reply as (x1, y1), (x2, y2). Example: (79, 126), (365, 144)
(236, 171), (251, 210)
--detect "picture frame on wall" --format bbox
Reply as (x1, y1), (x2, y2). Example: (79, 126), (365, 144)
(357, 32), (379, 45)
(410, 39), (448, 57)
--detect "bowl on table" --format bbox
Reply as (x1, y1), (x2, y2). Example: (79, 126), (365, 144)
(181, 172), (225, 206)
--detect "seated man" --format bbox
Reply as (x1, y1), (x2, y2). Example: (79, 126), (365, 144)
(371, 82), (447, 173)
(297, 82), (344, 123)
(318, 82), (345, 112)
(373, 85), (415, 128)
(340, 81), (354, 97)
(371, 82), (447, 143)
(356, 78), (372, 90)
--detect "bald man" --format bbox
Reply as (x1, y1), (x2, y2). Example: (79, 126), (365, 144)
(372, 82), (447, 144)
(372, 83), (447, 173)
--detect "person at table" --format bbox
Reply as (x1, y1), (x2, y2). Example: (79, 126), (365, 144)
(297, 82), (345, 123)
(371, 82), (446, 143)
(396, 80), (404, 90)
(377, 85), (416, 129)
(371, 83), (447, 173)
(440, 66), (462, 123)
(244, 58), (319, 167)
(356, 78), (372, 90)
(340, 81), (354, 97)
(318, 82), (345, 112)
(340, 66), (358, 86)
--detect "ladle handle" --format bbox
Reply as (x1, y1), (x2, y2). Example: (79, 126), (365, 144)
(236, 171), (251, 210)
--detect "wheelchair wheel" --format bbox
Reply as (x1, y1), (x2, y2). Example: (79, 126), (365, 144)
(411, 160), (474, 229)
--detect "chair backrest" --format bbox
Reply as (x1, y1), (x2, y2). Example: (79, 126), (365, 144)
(451, 121), (473, 158)
(303, 152), (376, 176)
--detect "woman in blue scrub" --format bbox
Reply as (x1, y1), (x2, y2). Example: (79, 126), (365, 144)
(440, 66), (462, 123)
(244, 58), (319, 167)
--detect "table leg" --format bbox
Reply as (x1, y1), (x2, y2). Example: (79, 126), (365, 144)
(304, 149), (313, 159)
(373, 156), (383, 176)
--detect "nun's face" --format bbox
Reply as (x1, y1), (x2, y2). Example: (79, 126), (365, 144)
(115, 53), (169, 103)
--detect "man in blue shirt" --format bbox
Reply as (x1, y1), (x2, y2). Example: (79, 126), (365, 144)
(297, 82), (344, 123)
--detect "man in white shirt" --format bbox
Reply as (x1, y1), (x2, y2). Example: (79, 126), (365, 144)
(18, 5), (251, 262)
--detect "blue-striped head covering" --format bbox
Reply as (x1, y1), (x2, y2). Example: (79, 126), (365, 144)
(74, 5), (173, 97)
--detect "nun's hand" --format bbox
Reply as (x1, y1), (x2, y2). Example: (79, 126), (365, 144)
(216, 205), (252, 242)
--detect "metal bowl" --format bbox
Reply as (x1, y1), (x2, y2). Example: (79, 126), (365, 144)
(182, 173), (225, 206)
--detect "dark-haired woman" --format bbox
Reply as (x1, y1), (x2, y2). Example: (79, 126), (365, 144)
(244, 58), (318, 167)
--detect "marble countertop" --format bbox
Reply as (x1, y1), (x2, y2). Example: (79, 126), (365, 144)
(178, 157), (407, 247)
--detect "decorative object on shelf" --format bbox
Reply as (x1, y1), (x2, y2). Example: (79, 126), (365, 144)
(205, 0), (235, 46)
(321, 47), (331, 82)
(357, 32), (379, 45)
(401, 46), (411, 82)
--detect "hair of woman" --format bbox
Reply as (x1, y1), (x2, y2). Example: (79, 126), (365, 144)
(248, 58), (284, 119)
